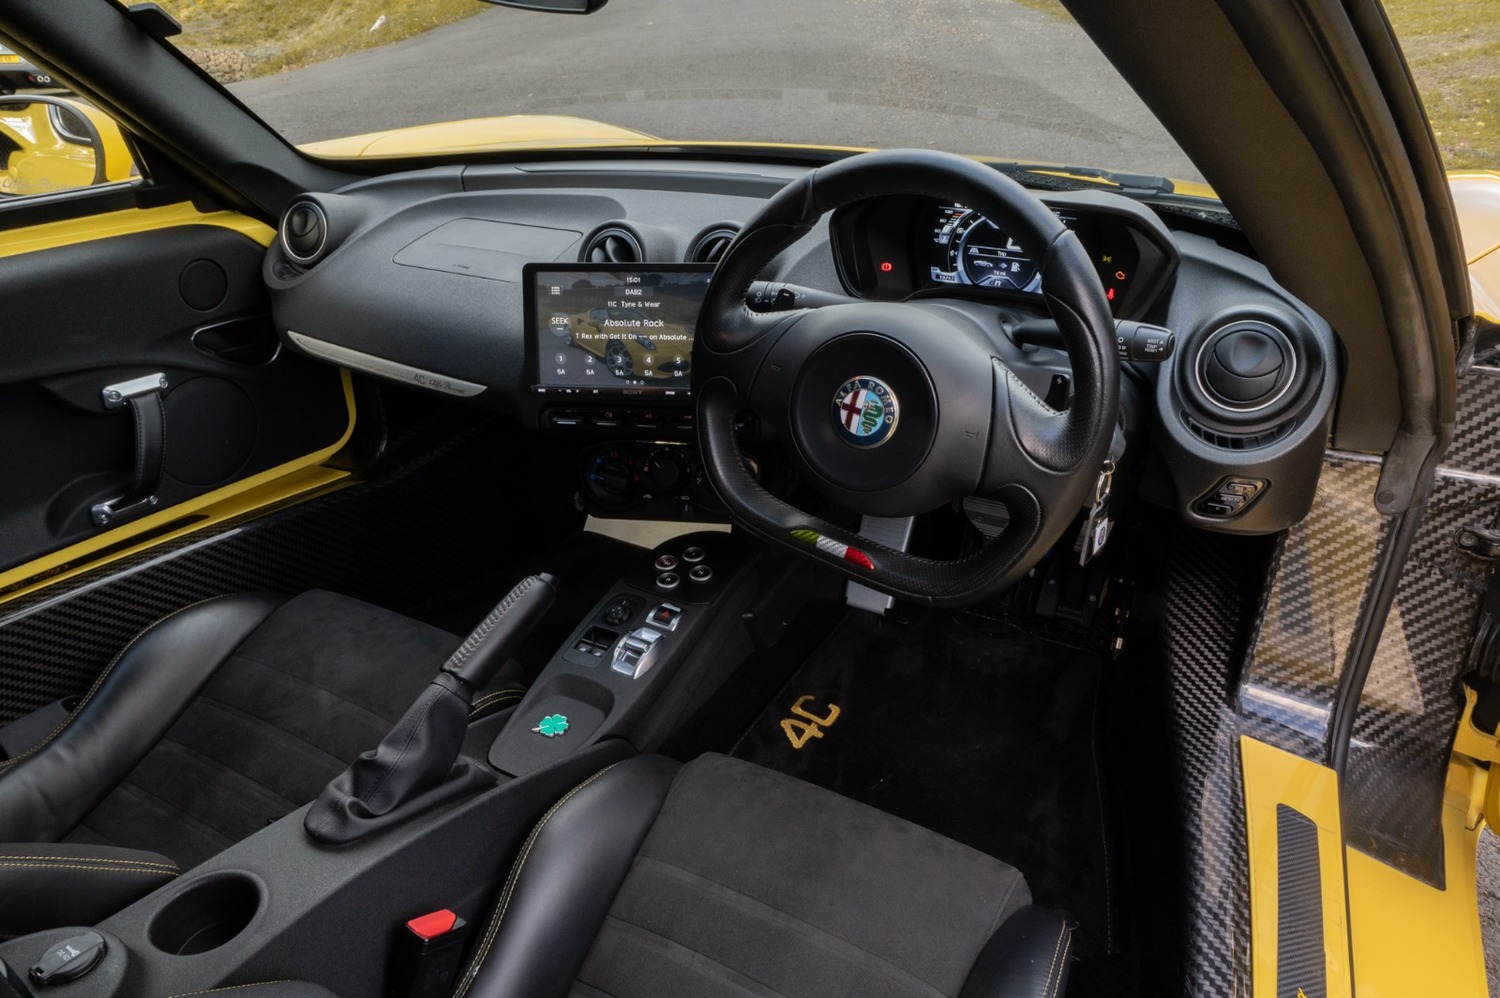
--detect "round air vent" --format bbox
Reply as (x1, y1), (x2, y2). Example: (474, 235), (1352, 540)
(1193, 319), (1297, 414)
(580, 224), (644, 264)
(1175, 308), (1323, 451)
(687, 223), (741, 264)
(279, 200), (329, 266)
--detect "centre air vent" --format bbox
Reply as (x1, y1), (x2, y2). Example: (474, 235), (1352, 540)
(580, 224), (644, 264)
(688, 223), (741, 264)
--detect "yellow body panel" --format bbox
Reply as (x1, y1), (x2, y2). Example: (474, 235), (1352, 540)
(1345, 757), (1488, 997)
(0, 201), (275, 257)
(1240, 736), (1352, 998)
(296, 114), (1215, 196)
(0, 204), (352, 603)
(300, 114), (660, 158)
(1453, 686), (1500, 768)
(1450, 170), (1500, 322)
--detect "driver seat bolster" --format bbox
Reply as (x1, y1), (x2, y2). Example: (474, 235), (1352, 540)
(0, 593), (290, 843)
(959, 905), (1075, 998)
(458, 755), (682, 997)
(461, 753), (1074, 998)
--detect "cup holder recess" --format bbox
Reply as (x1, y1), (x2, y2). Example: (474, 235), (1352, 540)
(148, 871), (263, 956)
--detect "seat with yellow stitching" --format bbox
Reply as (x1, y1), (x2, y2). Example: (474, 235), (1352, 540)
(454, 753), (1074, 998)
(0, 589), (529, 938)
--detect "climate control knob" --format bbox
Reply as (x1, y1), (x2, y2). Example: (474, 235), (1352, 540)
(585, 449), (638, 507)
(643, 449), (690, 496)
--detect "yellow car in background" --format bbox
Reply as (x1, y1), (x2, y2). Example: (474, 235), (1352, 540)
(0, 41), (51, 94)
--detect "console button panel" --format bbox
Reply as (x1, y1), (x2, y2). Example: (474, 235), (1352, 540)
(489, 530), (746, 779)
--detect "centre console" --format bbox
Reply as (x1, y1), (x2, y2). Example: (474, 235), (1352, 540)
(0, 530), (768, 998)
(488, 531), (742, 777)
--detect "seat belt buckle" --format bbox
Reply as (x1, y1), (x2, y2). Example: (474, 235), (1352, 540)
(388, 909), (471, 998)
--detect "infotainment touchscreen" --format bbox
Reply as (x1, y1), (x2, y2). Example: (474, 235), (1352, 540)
(525, 263), (715, 396)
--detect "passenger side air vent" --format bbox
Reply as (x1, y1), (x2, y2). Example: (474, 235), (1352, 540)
(580, 224), (644, 264)
(279, 199), (329, 266)
(274, 193), (372, 275)
(687, 223), (740, 264)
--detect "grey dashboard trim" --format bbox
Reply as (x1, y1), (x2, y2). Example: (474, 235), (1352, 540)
(285, 330), (487, 398)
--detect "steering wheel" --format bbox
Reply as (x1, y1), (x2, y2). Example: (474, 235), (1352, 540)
(693, 149), (1119, 606)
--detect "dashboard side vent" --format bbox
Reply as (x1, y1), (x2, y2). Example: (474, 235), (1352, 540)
(688, 223), (741, 264)
(580, 224), (644, 264)
(1181, 411), (1296, 450)
(279, 199), (329, 267)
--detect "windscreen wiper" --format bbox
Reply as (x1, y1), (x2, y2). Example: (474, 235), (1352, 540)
(991, 160), (1180, 197)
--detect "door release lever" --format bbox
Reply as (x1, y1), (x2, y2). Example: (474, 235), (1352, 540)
(91, 373), (168, 527)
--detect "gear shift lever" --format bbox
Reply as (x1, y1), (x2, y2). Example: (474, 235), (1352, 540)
(305, 574), (557, 844)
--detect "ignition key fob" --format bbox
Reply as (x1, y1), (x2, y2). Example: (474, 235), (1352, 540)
(28, 932), (106, 987)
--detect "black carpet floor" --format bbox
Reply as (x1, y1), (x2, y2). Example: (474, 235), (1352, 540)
(732, 608), (1117, 965)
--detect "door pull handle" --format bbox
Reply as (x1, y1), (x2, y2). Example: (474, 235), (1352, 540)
(91, 373), (168, 528)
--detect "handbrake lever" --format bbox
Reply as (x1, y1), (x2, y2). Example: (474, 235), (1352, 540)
(304, 574), (557, 844)
(442, 574), (558, 691)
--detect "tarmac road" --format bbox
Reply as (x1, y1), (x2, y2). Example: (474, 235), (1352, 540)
(229, 0), (1202, 182)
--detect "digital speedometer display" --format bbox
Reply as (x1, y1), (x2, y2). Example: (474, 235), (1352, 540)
(830, 194), (1162, 317)
(928, 205), (1076, 291)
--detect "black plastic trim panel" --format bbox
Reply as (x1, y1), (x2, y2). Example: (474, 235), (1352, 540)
(1275, 805), (1326, 998)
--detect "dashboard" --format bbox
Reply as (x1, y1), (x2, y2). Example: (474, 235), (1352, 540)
(264, 158), (1338, 537)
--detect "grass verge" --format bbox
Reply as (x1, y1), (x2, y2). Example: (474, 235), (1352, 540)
(166, 0), (483, 81)
(1385, 0), (1500, 170)
(1009, 0), (1497, 170)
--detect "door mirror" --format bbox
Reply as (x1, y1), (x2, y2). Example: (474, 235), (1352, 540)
(478, 0), (608, 13)
(0, 95), (136, 198)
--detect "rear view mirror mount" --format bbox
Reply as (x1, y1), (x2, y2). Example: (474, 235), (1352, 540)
(479, 0), (607, 13)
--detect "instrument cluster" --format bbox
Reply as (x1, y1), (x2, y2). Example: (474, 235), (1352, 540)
(830, 190), (1179, 319)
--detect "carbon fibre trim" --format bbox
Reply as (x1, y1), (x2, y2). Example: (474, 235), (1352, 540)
(1240, 459), (1390, 758)
(1161, 527), (1269, 998)
(1275, 805), (1325, 998)
(1437, 364), (1500, 472)
(1236, 362), (1500, 889)
(1335, 365), (1500, 885)
(0, 411), (572, 725)
(1341, 471), (1491, 884)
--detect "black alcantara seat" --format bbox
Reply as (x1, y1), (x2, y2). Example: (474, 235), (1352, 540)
(451, 753), (1073, 998)
(0, 590), (526, 938)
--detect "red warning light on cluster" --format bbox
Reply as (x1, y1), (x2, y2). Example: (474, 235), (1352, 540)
(879, 261), (894, 273)
(1106, 288), (1116, 301)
